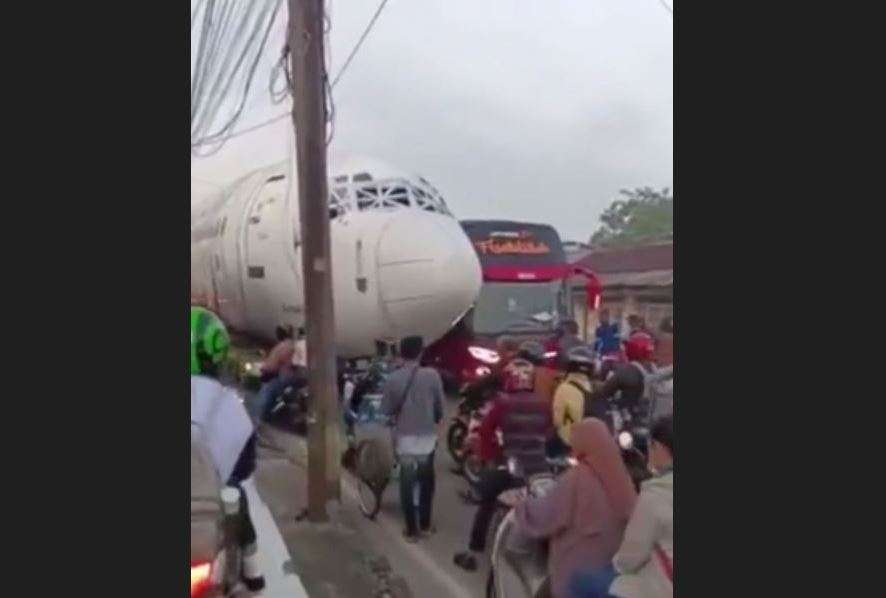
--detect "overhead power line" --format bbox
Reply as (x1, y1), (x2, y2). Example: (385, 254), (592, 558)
(331, 0), (390, 88)
(194, 0), (390, 148)
(191, 0), (283, 155)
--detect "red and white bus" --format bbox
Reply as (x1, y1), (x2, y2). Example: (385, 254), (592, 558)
(423, 220), (601, 391)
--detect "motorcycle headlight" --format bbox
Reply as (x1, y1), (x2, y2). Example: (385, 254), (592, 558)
(543, 351), (557, 359)
(475, 366), (492, 377)
(468, 346), (500, 364)
(618, 431), (634, 450)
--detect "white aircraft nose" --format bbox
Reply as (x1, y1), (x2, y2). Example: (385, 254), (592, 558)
(376, 212), (482, 342)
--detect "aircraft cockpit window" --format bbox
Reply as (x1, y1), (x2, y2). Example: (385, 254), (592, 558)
(356, 188), (377, 210)
(327, 175), (452, 217)
(386, 186), (410, 207)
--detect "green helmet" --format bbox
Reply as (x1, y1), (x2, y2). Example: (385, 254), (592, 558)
(190, 306), (231, 376)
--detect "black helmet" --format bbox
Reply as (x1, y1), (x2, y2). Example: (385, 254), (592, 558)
(517, 340), (545, 365)
(565, 345), (595, 368)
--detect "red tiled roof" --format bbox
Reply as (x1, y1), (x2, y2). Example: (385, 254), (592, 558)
(576, 242), (673, 274)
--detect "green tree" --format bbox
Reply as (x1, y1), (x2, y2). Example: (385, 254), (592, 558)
(591, 186), (673, 247)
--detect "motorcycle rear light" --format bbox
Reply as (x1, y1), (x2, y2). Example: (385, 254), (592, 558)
(190, 562), (211, 597)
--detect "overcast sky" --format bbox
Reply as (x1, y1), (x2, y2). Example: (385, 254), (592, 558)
(191, 0), (672, 242)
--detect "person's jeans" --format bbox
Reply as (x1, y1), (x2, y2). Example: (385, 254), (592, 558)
(398, 451), (436, 535)
(254, 372), (298, 421)
(568, 564), (618, 598)
(468, 468), (522, 552)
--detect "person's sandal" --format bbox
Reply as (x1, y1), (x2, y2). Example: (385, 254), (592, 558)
(453, 552), (477, 571)
(420, 525), (437, 538)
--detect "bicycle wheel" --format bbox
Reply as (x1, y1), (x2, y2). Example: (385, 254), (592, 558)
(357, 478), (381, 519)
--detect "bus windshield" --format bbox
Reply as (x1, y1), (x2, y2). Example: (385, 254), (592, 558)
(470, 281), (563, 336)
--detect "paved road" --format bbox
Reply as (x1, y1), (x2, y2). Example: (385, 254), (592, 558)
(344, 396), (492, 597)
(255, 394), (493, 597)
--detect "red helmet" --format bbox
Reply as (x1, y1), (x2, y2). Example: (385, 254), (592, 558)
(502, 358), (535, 392)
(624, 332), (655, 362)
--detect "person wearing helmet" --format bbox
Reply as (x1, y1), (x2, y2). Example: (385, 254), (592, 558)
(518, 339), (560, 403)
(550, 345), (596, 457)
(585, 331), (666, 424)
(453, 357), (554, 572)
(190, 307), (265, 592)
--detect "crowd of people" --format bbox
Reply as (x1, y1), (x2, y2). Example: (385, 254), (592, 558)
(372, 315), (674, 598)
(192, 303), (674, 598)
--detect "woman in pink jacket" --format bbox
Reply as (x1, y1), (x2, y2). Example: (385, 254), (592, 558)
(514, 418), (637, 598)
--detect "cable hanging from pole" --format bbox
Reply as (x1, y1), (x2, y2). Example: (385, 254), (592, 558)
(191, 0), (284, 155)
(193, 0), (390, 149)
(330, 0), (390, 89)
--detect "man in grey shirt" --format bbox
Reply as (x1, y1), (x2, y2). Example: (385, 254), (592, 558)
(380, 335), (444, 542)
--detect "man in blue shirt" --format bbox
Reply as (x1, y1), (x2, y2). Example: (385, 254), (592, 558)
(594, 308), (622, 356)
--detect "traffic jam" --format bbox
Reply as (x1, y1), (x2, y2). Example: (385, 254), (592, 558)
(191, 207), (673, 598)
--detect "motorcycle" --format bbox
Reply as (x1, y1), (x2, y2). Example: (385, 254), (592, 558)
(486, 456), (572, 598)
(601, 398), (652, 492)
(266, 377), (310, 432)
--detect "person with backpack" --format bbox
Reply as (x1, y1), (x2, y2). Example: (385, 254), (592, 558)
(585, 332), (670, 425)
(453, 357), (554, 572)
(190, 306), (265, 592)
(380, 335), (445, 543)
(550, 345), (596, 457)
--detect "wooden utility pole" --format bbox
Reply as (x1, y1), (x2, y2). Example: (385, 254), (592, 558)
(288, 0), (340, 521)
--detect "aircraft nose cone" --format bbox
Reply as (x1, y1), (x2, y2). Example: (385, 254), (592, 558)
(377, 213), (482, 342)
